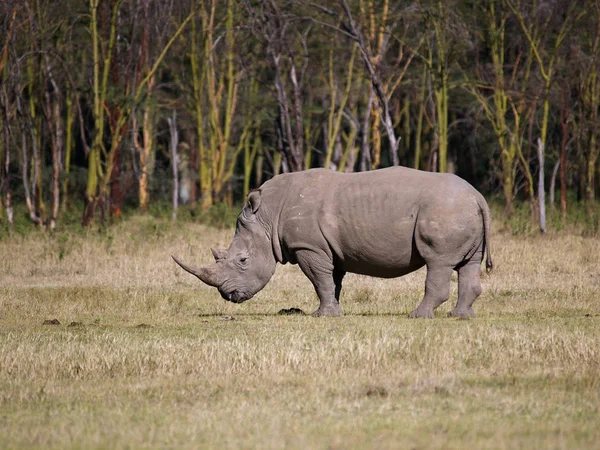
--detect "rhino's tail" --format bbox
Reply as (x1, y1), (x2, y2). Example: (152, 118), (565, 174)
(477, 195), (493, 274)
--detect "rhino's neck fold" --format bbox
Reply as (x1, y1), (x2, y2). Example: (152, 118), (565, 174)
(257, 181), (287, 265)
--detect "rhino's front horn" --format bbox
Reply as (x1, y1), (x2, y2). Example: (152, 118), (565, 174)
(171, 255), (221, 287)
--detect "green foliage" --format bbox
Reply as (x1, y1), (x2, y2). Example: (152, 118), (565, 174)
(0, 205), (31, 240)
(195, 202), (241, 229)
(489, 195), (600, 236)
(1, 0), (599, 233)
(3, 194), (600, 238)
(144, 200), (240, 229)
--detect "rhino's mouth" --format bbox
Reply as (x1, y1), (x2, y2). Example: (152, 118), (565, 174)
(219, 290), (253, 303)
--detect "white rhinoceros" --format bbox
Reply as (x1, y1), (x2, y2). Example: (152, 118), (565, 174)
(173, 166), (493, 318)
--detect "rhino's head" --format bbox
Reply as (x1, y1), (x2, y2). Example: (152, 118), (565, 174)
(172, 190), (276, 303)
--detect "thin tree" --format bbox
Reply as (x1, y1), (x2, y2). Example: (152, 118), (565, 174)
(243, 0), (308, 173)
(506, 0), (583, 232)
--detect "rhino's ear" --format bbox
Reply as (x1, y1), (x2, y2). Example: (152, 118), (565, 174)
(246, 189), (261, 214)
(211, 248), (228, 261)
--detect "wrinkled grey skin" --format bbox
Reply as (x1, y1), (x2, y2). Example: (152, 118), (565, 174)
(173, 166), (493, 318)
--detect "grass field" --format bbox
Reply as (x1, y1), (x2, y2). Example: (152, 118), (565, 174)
(1, 215), (599, 449)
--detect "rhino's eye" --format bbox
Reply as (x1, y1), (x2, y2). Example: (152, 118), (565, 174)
(239, 257), (248, 263)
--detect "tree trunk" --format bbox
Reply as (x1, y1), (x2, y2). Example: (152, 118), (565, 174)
(289, 61), (305, 171)
(435, 77), (449, 172)
(31, 117), (45, 223)
(560, 139), (568, 222)
(502, 150), (515, 217)
(359, 87), (374, 171)
(3, 144), (12, 226)
(137, 77), (155, 213)
(15, 93), (43, 226)
(42, 52), (63, 229)
(272, 54), (303, 172)
(520, 106), (537, 216)
(109, 141), (122, 218)
(400, 96), (410, 164)
(50, 96), (62, 230)
(191, 16), (211, 210)
(537, 138), (547, 234)
(1, 122), (12, 226)
(371, 99), (382, 168)
(339, 0), (399, 165)
(255, 153), (264, 188)
(414, 65), (427, 170)
(168, 111), (179, 220)
(559, 86), (570, 222)
(549, 160), (559, 208)
(244, 129), (260, 198)
(338, 125), (358, 172)
(324, 45), (357, 170)
(83, 169), (98, 229)
(586, 156), (598, 205)
(430, 151), (438, 173)
(83, 0), (123, 227)
(187, 131), (197, 206)
(62, 95), (74, 213)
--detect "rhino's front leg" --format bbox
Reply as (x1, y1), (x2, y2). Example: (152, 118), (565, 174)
(295, 250), (344, 317)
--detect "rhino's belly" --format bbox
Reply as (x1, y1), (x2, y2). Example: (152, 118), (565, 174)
(333, 229), (426, 278)
(341, 258), (425, 278)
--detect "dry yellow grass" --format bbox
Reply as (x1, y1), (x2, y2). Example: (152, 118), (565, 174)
(1, 215), (599, 449)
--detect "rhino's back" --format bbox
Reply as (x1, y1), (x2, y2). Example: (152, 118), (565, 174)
(266, 166), (476, 221)
(264, 167), (484, 277)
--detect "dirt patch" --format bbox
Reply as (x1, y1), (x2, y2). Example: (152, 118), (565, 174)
(68, 321), (84, 327)
(42, 319), (61, 325)
(135, 323), (153, 328)
(363, 386), (389, 398)
(220, 315), (235, 321)
(277, 308), (306, 316)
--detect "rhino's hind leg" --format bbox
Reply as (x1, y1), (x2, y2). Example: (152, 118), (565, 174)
(449, 260), (482, 318)
(408, 265), (452, 319)
(295, 250), (344, 317)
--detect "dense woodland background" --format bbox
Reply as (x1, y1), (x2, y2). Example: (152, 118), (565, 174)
(1, 0), (599, 232)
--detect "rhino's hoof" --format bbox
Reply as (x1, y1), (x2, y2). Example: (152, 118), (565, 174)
(311, 307), (343, 317)
(448, 308), (475, 319)
(408, 308), (434, 319)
